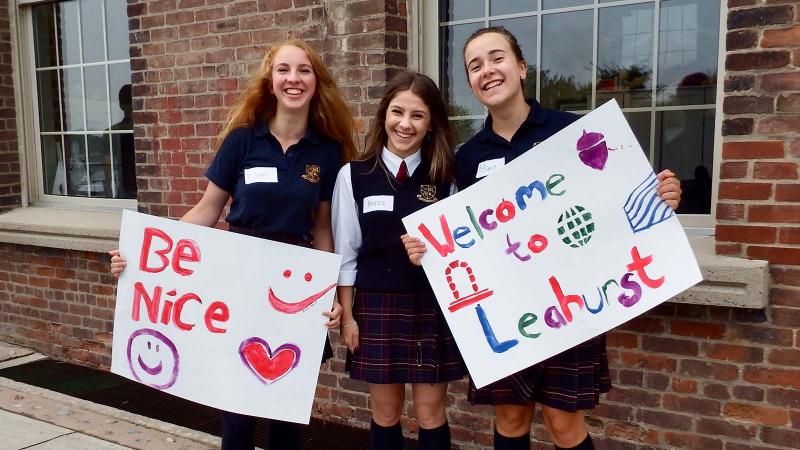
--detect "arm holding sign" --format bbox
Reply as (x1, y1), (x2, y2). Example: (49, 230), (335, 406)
(311, 201), (342, 328)
(331, 164), (360, 350)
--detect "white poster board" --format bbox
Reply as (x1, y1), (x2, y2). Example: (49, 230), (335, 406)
(402, 101), (702, 388)
(110, 211), (341, 424)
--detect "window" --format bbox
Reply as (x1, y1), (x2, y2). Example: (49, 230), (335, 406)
(26, 0), (134, 203)
(428, 0), (722, 219)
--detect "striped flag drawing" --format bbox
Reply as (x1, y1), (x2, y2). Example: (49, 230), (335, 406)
(623, 173), (675, 233)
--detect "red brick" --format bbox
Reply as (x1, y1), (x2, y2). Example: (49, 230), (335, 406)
(776, 184), (800, 202)
(603, 422), (659, 444)
(754, 162), (799, 180)
(696, 418), (757, 440)
(664, 432), (723, 450)
(642, 336), (698, 356)
(723, 403), (789, 426)
(761, 72), (800, 92)
(728, 5), (794, 29)
(619, 351), (677, 372)
(768, 348), (800, 366)
(747, 246), (800, 265)
(761, 426), (800, 448)
(722, 118), (753, 136)
(758, 115), (800, 134)
(680, 360), (739, 381)
(744, 366), (800, 388)
(716, 225), (777, 244)
(718, 182), (772, 200)
(670, 320), (726, 339)
(749, 205), (800, 223)
(719, 161), (748, 179)
(762, 25), (800, 47)
(671, 378), (697, 394)
(716, 203), (745, 220)
(777, 93), (800, 112)
(727, 30), (758, 50)
(723, 141), (785, 159)
(727, 51), (790, 70)
(704, 343), (764, 363)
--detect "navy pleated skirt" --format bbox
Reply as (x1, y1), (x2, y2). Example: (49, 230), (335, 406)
(469, 334), (611, 412)
(346, 289), (466, 384)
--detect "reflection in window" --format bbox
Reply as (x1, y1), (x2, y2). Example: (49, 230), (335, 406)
(437, 0), (720, 214)
(31, 0), (134, 200)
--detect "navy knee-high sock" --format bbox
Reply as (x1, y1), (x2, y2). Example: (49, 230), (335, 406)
(555, 433), (594, 450)
(370, 420), (404, 450)
(494, 428), (530, 450)
(267, 419), (302, 450)
(220, 411), (255, 450)
(417, 422), (450, 450)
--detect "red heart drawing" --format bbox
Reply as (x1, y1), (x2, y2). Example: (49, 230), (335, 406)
(239, 337), (301, 385)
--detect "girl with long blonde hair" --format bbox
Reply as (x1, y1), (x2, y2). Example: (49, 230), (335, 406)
(111, 39), (356, 450)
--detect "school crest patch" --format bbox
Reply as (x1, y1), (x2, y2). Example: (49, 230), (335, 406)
(301, 165), (321, 183)
(417, 185), (438, 203)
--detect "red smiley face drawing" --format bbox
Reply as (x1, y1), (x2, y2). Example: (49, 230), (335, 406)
(267, 269), (336, 314)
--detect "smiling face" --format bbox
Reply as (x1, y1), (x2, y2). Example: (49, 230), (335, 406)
(127, 328), (179, 390)
(271, 45), (317, 113)
(267, 269), (336, 314)
(384, 90), (431, 158)
(464, 32), (527, 111)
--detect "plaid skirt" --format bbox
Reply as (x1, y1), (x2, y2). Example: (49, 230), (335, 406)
(469, 334), (611, 412)
(346, 289), (467, 384)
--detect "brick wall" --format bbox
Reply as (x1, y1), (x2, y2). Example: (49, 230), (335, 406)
(0, 244), (116, 367)
(0, 2), (21, 210)
(1, 0), (799, 449)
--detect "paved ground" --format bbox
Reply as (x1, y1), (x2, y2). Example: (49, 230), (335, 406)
(0, 342), (220, 450)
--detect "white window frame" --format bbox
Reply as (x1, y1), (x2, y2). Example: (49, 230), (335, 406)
(13, 0), (136, 210)
(411, 0), (727, 233)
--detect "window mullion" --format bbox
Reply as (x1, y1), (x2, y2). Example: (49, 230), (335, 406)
(650, 0), (661, 165)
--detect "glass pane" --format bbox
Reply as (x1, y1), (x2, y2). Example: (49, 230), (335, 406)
(540, 10), (592, 111)
(112, 132), (136, 199)
(62, 68), (85, 131)
(109, 63), (133, 129)
(106, 0), (130, 60)
(597, 4), (654, 108)
(440, 23), (484, 117)
(65, 135), (88, 197)
(657, 0), (720, 106)
(542, 0), (591, 9)
(80, 0), (105, 63)
(85, 66), (108, 131)
(451, 119), (484, 147)
(490, 16), (537, 98)
(440, 0), (484, 22)
(57, 1), (81, 66)
(36, 70), (62, 132)
(41, 135), (65, 196)
(87, 134), (111, 197)
(623, 111), (651, 161)
(655, 109), (714, 214)
(32, 4), (57, 68)
(490, 0), (537, 16)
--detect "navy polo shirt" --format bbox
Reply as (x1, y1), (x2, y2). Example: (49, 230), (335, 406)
(205, 122), (342, 237)
(455, 98), (579, 191)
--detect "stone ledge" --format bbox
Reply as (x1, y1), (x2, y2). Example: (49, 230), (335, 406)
(671, 236), (769, 309)
(0, 206), (122, 253)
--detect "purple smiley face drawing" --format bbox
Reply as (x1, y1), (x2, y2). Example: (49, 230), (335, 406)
(126, 328), (179, 390)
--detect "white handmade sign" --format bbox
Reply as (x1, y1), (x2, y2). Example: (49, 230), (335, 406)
(402, 101), (702, 388)
(110, 211), (341, 424)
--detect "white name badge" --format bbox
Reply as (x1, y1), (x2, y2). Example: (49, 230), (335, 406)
(244, 167), (278, 184)
(363, 195), (394, 213)
(475, 157), (505, 178)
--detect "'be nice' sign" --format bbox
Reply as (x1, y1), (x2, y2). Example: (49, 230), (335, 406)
(111, 211), (340, 424)
(403, 101), (702, 388)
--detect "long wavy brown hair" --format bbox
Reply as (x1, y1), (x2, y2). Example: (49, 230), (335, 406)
(361, 71), (454, 185)
(217, 39), (357, 162)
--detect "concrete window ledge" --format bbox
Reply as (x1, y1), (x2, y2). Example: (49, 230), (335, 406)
(0, 209), (771, 308)
(0, 206), (122, 253)
(670, 236), (769, 309)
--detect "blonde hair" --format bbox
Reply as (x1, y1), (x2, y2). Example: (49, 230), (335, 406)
(217, 39), (357, 162)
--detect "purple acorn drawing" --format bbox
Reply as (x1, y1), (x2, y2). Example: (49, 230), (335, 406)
(576, 130), (614, 170)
